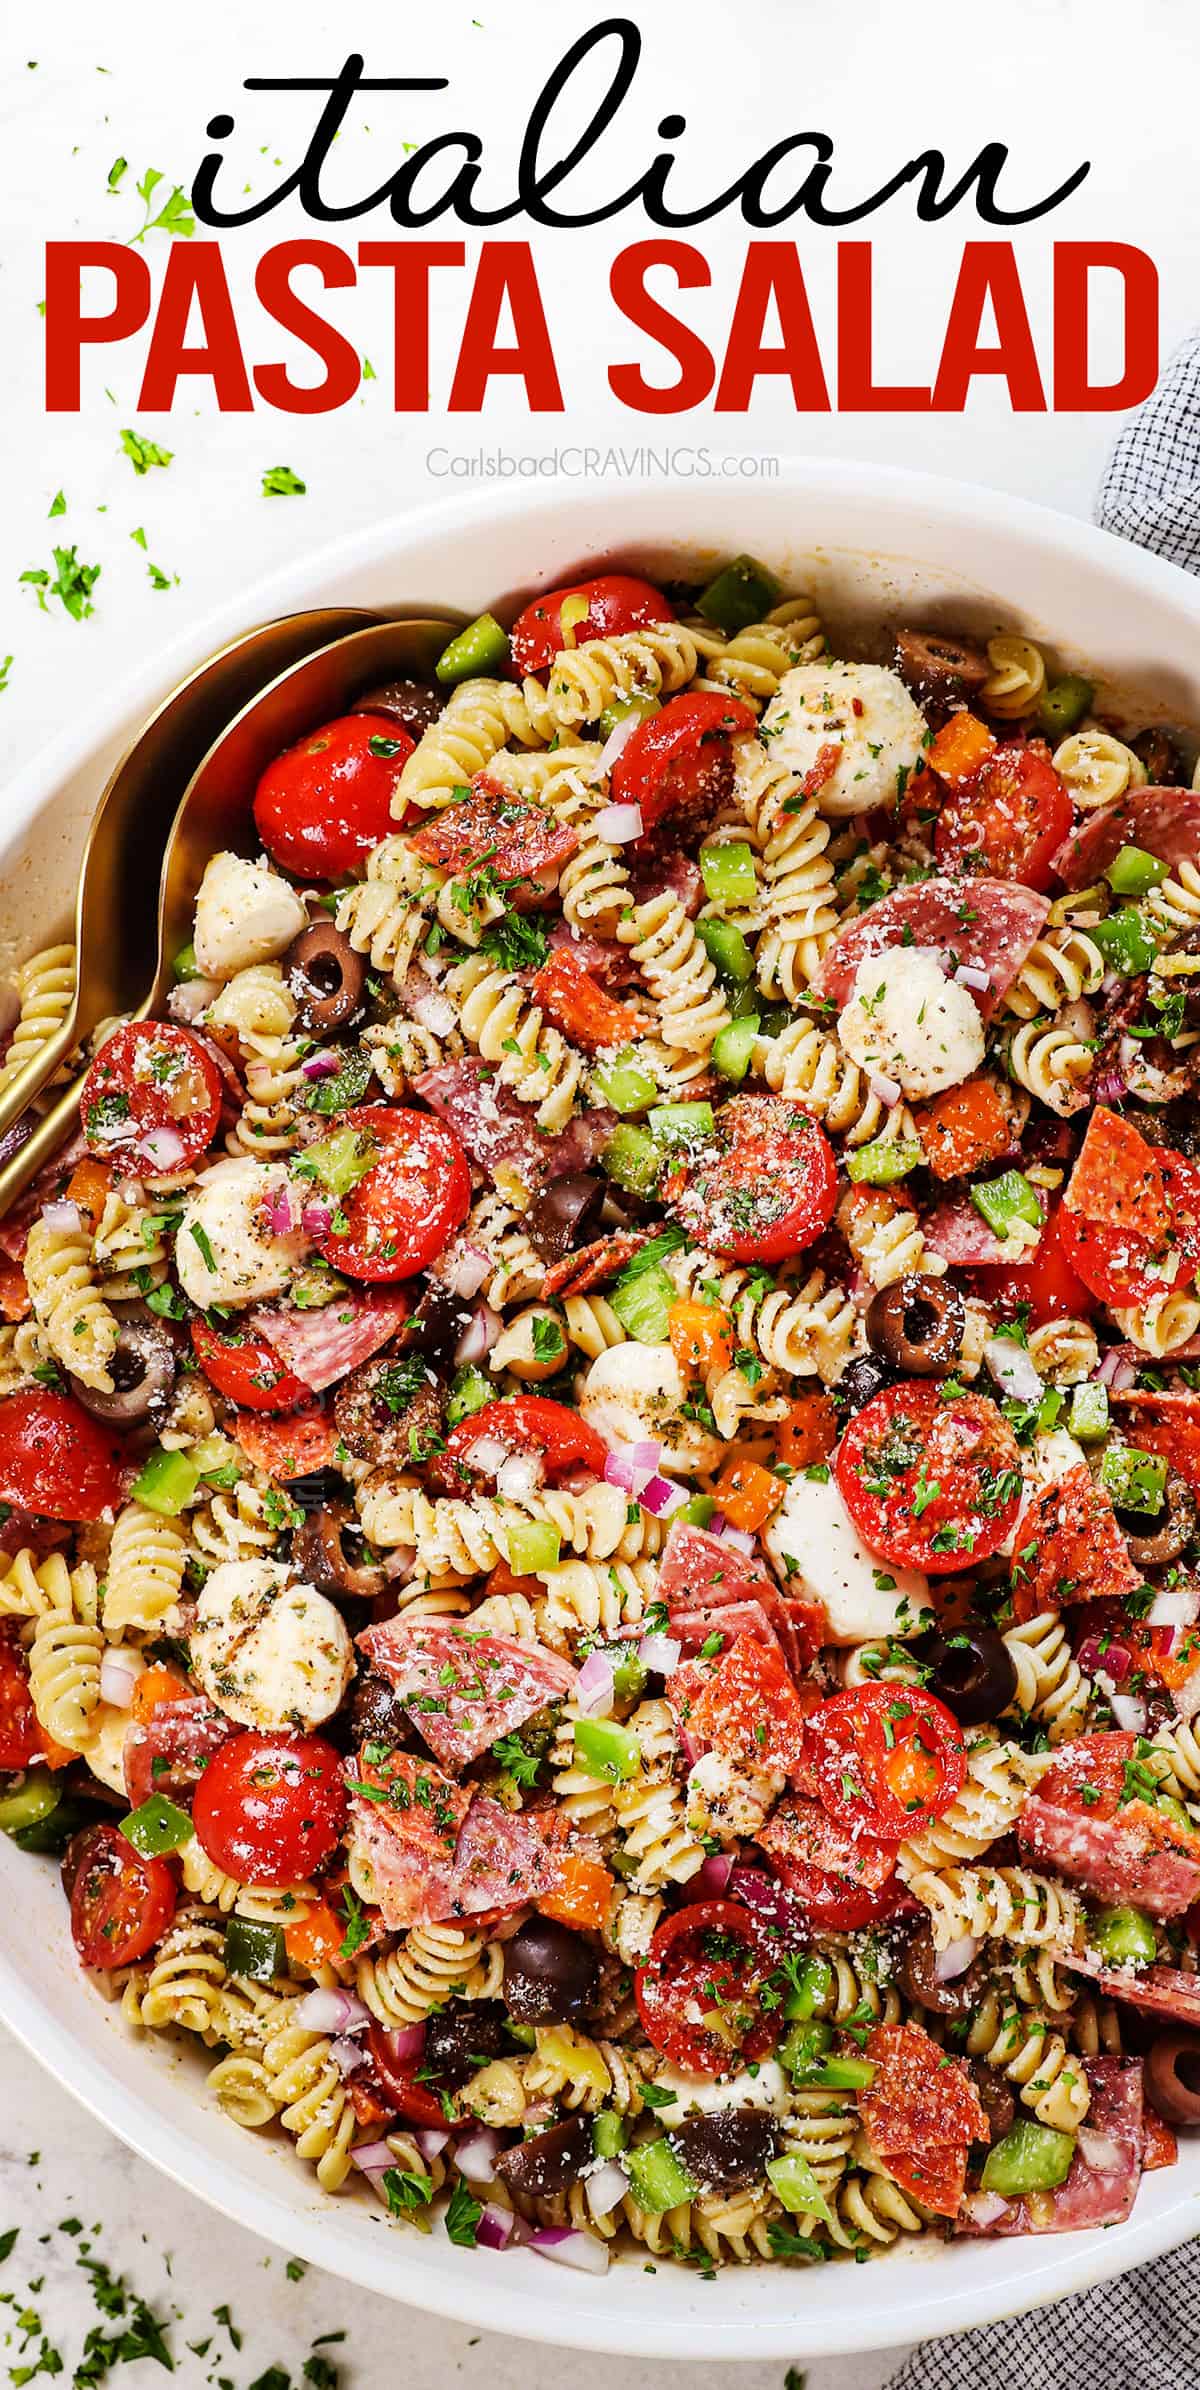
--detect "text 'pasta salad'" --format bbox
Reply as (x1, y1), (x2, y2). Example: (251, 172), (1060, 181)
(2, 555), (1200, 2273)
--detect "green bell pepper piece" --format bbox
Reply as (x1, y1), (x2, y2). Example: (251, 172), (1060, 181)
(1089, 1903), (1157, 1967)
(301, 1123), (380, 1200)
(609, 1263), (674, 1344)
(120, 1795), (193, 1859)
(712, 1017), (760, 1084)
(596, 693), (660, 740)
(435, 612), (510, 686)
(1036, 675), (1094, 741)
(224, 1917), (286, 1983)
(624, 2137), (698, 2215)
(572, 1717), (642, 1783)
(447, 1366), (494, 1427)
(799, 2055), (877, 2091)
(1105, 844), (1169, 899)
(980, 2118), (1075, 2197)
(130, 1446), (200, 1517)
(602, 1126), (661, 1198)
(696, 553), (781, 637)
(0, 1771), (61, 1841)
(1091, 909), (1159, 977)
(696, 918), (755, 987)
(592, 2110), (628, 2159)
(506, 1522), (561, 1576)
(1068, 1381), (1109, 1442)
(766, 2151), (834, 2226)
(171, 941), (201, 983)
(1100, 1444), (1168, 1515)
(647, 1102), (714, 1148)
(700, 841), (757, 909)
(779, 2020), (834, 2078)
(611, 1647), (648, 1704)
(677, 1494), (717, 1529)
(971, 1169), (1042, 1243)
(780, 1954), (834, 2021)
(591, 1048), (659, 1115)
(846, 1137), (923, 1187)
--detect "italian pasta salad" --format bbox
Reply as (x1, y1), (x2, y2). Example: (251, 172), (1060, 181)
(4, 554), (1200, 2274)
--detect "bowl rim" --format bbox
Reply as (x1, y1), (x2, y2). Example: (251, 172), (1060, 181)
(7, 454), (1200, 2357)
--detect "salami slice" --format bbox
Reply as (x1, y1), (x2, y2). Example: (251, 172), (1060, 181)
(547, 920), (641, 990)
(925, 1190), (1046, 1268)
(1054, 1945), (1200, 2027)
(658, 1521), (778, 1616)
(1052, 785), (1200, 891)
(668, 1634), (815, 1777)
(358, 1620), (576, 1774)
(416, 1059), (616, 1198)
(254, 1289), (410, 1394)
(815, 877), (1049, 1020)
(346, 1748), (472, 1930)
(670, 1597), (787, 1662)
(960, 2058), (1143, 2236)
(123, 1694), (238, 1811)
(447, 1794), (561, 1918)
(408, 774), (578, 881)
(1010, 1464), (1141, 1616)
(542, 1229), (656, 1300)
(1109, 1389), (1200, 1499)
(1018, 1794), (1200, 1918)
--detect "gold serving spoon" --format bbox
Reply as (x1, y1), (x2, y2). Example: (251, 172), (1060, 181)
(0, 606), (381, 1146)
(0, 615), (458, 1218)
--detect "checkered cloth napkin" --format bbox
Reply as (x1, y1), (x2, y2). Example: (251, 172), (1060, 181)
(881, 353), (1200, 2388)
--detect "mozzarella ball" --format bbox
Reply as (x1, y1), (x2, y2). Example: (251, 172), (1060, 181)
(761, 661), (927, 818)
(838, 947), (985, 1099)
(175, 1156), (311, 1309)
(579, 1343), (724, 1474)
(998, 1427), (1081, 1558)
(193, 851), (307, 981)
(764, 1470), (933, 1646)
(191, 1558), (353, 1731)
(650, 2060), (791, 2125)
(685, 1751), (782, 1841)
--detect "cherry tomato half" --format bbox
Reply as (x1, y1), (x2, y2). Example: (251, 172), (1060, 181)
(80, 1022), (222, 1175)
(806, 1684), (967, 1843)
(0, 1391), (123, 1522)
(253, 713), (415, 880)
(509, 574), (670, 679)
(364, 2021), (448, 2129)
(667, 1095), (837, 1266)
(314, 1106), (471, 1282)
(969, 1200), (1096, 1328)
(0, 1624), (39, 1770)
(191, 1731), (347, 1881)
(835, 1382), (1023, 1575)
(634, 1900), (780, 2076)
(610, 692), (757, 837)
(190, 1319), (310, 1414)
(933, 742), (1073, 891)
(442, 1394), (608, 1489)
(67, 1822), (177, 1970)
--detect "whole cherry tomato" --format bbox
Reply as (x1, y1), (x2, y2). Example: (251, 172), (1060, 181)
(253, 714), (415, 879)
(510, 574), (670, 678)
(0, 1391), (123, 1522)
(192, 1732), (347, 1880)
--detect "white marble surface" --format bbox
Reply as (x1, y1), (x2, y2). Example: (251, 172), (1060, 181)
(0, 2023), (911, 2389)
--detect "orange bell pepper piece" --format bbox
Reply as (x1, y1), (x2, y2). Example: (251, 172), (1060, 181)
(129, 1664), (191, 1724)
(776, 1391), (838, 1471)
(914, 1076), (1016, 1183)
(711, 1458), (784, 1533)
(668, 1298), (734, 1381)
(539, 1851), (614, 1935)
(67, 1157), (112, 1224)
(0, 1258), (30, 1324)
(284, 1899), (346, 1971)
(927, 712), (996, 787)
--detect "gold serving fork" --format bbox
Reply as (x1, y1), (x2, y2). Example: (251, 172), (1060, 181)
(0, 614), (457, 1219)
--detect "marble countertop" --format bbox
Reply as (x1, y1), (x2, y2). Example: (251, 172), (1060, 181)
(0, 2023), (910, 2390)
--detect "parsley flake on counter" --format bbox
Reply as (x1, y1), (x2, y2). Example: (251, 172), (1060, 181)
(19, 546), (101, 622)
(147, 562), (177, 592)
(48, 491), (66, 518)
(107, 157), (127, 190)
(0, 655), (12, 694)
(120, 427), (173, 475)
(129, 169), (195, 245)
(262, 466), (307, 497)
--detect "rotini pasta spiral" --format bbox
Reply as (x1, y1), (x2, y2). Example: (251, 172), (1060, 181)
(618, 893), (730, 1056)
(0, 943), (76, 1092)
(736, 738), (840, 997)
(1003, 1613), (1094, 1744)
(535, 623), (698, 732)
(356, 1924), (493, 2027)
(24, 1210), (119, 1391)
(901, 1861), (1082, 1953)
(982, 634), (1046, 718)
(103, 1502), (188, 1635)
(963, 1989), (1091, 2132)
(27, 1609), (104, 1750)
(446, 953), (585, 1131)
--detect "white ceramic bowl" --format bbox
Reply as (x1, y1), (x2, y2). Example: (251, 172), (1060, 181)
(5, 463), (1200, 2361)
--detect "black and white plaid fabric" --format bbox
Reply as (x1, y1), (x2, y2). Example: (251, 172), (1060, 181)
(881, 355), (1200, 2388)
(1096, 333), (1200, 571)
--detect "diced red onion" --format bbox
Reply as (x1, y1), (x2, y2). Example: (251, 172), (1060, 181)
(1096, 1348), (1138, 1392)
(729, 1865), (808, 1937)
(414, 2127), (451, 2161)
(676, 1723), (700, 1768)
(301, 1049), (341, 1080)
(295, 1987), (371, 2035)
(455, 1303), (502, 1367)
(476, 2204), (517, 2252)
(404, 975), (458, 1037)
(964, 2190), (1009, 2228)
(465, 1435), (509, 1477)
(576, 1650), (617, 1719)
(638, 1631), (681, 1676)
(954, 963), (992, 992)
(722, 1525), (755, 1555)
(603, 1438), (660, 1499)
(381, 1544), (417, 1580)
(443, 1242), (492, 1301)
(985, 1336), (1045, 1404)
(1108, 1686), (1149, 1733)
(932, 1933), (980, 1983)
(593, 712), (644, 779)
(868, 1071), (902, 1109)
(99, 1648), (142, 1710)
(384, 2021), (426, 2065)
(351, 2140), (397, 2179)
(527, 2227), (610, 2275)
(639, 1473), (687, 1517)
(301, 1198), (333, 1236)
(41, 1201), (83, 1234)
(454, 2125), (500, 2183)
(140, 1125), (188, 1173)
(1079, 1640), (1131, 1684)
(496, 1449), (544, 1501)
(584, 2158), (629, 2219)
(695, 1852), (735, 1898)
(330, 2035), (369, 2078)
(1077, 2130), (1122, 2175)
(593, 802), (644, 846)
(1149, 1586), (1200, 1630)
(1094, 1068), (1127, 1105)
(263, 1179), (299, 1238)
